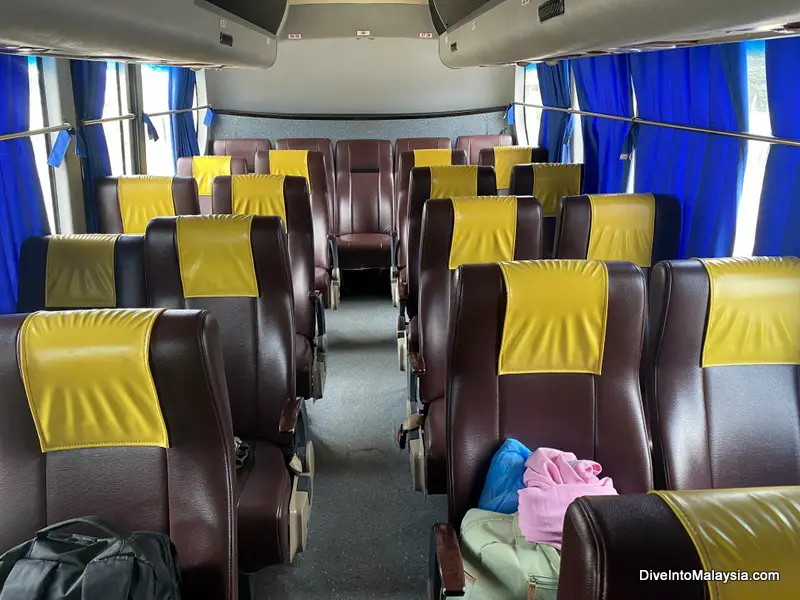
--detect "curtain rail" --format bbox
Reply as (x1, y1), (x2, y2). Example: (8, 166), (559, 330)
(0, 123), (73, 143)
(80, 114), (136, 127)
(514, 102), (800, 148)
(145, 105), (211, 118)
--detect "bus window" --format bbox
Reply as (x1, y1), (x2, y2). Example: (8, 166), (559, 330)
(27, 57), (56, 232)
(101, 62), (134, 177)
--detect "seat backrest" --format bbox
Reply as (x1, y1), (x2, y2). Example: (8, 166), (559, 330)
(648, 257), (800, 491)
(455, 134), (513, 164)
(0, 309), (236, 600)
(418, 196), (543, 404)
(212, 138), (271, 172)
(511, 163), (584, 257)
(255, 149), (330, 271)
(396, 149), (467, 271)
(17, 234), (147, 312)
(478, 146), (549, 190)
(212, 174), (315, 345)
(406, 166), (497, 317)
(145, 215), (295, 446)
(276, 138), (336, 227)
(176, 156), (248, 214)
(335, 140), (394, 236)
(447, 260), (652, 526)
(394, 138), (451, 171)
(96, 176), (199, 234)
(555, 194), (682, 274)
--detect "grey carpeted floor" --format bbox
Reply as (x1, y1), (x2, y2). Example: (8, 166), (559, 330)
(252, 295), (447, 599)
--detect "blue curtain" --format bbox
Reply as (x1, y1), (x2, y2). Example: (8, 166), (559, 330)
(71, 60), (111, 233)
(0, 56), (49, 313)
(754, 38), (800, 256)
(572, 55), (634, 194)
(537, 61), (573, 163)
(168, 67), (200, 167)
(631, 45), (749, 258)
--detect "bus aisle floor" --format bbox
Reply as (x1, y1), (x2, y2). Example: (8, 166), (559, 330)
(252, 295), (446, 599)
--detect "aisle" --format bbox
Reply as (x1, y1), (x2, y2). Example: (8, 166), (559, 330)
(253, 296), (447, 599)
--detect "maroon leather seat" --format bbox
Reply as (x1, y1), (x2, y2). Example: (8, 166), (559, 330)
(276, 138), (336, 234)
(394, 137), (451, 172)
(145, 215), (312, 572)
(455, 134), (513, 164)
(334, 140), (395, 270)
(176, 156), (248, 214)
(95, 176), (199, 234)
(0, 309), (237, 600)
(213, 138), (271, 173)
(478, 146), (548, 191)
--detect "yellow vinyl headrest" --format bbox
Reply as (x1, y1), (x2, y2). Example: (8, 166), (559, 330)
(587, 194), (656, 267)
(176, 215), (259, 298)
(413, 149), (452, 167)
(231, 174), (287, 225)
(498, 260), (608, 375)
(494, 146), (534, 189)
(429, 166), (479, 199)
(45, 234), (120, 309)
(19, 309), (169, 452)
(449, 197), (517, 270)
(117, 176), (175, 234)
(532, 164), (583, 217)
(651, 487), (800, 600)
(268, 150), (311, 191)
(193, 156), (232, 196)
(700, 257), (800, 367)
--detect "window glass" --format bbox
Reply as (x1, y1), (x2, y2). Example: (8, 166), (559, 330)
(142, 64), (175, 175)
(102, 62), (133, 176)
(27, 57), (56, 232)
(523, 65), (542, 148)
(570, 69), (583, 165)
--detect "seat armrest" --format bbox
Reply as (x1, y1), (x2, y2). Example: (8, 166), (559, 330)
(327, 234), (339, 276)
(431, 523), (465, 597)
(409, 351), (426, 376)
(309, 290), (326, 338)
(279, 397), (303, 434)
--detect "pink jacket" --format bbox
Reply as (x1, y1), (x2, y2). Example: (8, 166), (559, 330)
(517, 447), (617, 549)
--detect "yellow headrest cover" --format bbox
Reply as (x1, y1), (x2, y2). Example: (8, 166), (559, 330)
(45, 234), (120, 309)
(587, 194), (656, 267)
(494, 146), (534, 189)
(651, 487), (800, 600)
(176, 215), (258, 298)
(268, 150), (311, 191)
(429, 166), (479, 199)
(19, 309), (169, 452)
(193, 156), (232, 196)
(533, 164), (583, 217)
(413, 149), (452, 167)
(231, 174), (287, 225)
(498, 260), (608, 375)
(117, 176), (175, 234)
(449, 197), (517, 270)
(700, 257), (800, 367)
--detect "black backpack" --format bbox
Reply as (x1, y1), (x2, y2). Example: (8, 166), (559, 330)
(0, 517), (182, 600)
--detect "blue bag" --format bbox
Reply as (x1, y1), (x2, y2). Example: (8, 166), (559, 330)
(477, 438), (532, 514)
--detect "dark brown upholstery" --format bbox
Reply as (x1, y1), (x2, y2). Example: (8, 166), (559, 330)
(0, 310), (238, 600)
(276, 138), (336, 232)
(17, 235), (147, 312)
(455, 134), (513, 165)
(417, 197), (544, 494)
(647, 259), (800, 491)
(95, 177), (199, 233)
(394, 138), (451, 172)
(213, 138), (271, 172)
(176, 156), (248, 214)
(334, 140), (395, 269)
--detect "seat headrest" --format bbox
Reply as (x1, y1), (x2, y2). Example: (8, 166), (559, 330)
(193, 156), (233, 195)
(586, 194), (656, 267)
(268, 150), (311, 190)
(494, 146), (535, 189)
(698, 256), (800, 368)
(448, 196), (517, 269)
(413, 149), (452, 167)
(45, 234), (121, 308)
(116, 176), (175, 234)
(429, 165), (479, 198)
(497, 260), (608, 375)
(231, 174), (287, 224)
(175, 215), (259, 298)
(532, 163), (583, 217)
(19, 308), (169, 452)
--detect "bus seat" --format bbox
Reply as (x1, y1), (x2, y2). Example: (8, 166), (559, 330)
(511, 163), (584, 258)
(478, 146), (549, 191)
(402, 196), (543, 494)
(455, 134), (513, 165)
(96, 176), (199, 234)
(394, 137), (451, 172)
(647, 257), (800, 491)
(395, 149), (467, 307)
(334, 140), (395, 270)
(213, 174), (327, 401)
(145, 215), (313, 571)
(17, 234), (147, 312)
(555, 194), (681, 274)
(176, 156), (248, 214)
(212, 138), (271, 173)
(255, 149), (340, 310)
(0, 309), (237, 600)
(276, 138), (336, 233)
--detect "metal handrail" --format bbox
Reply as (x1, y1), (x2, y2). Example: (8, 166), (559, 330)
(80, 114), (136, 127)
(145, 105), (212, 118)
(0, 123), (73, 143)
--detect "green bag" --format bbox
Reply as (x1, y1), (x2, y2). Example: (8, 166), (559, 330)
(460, 509), (560, 600)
